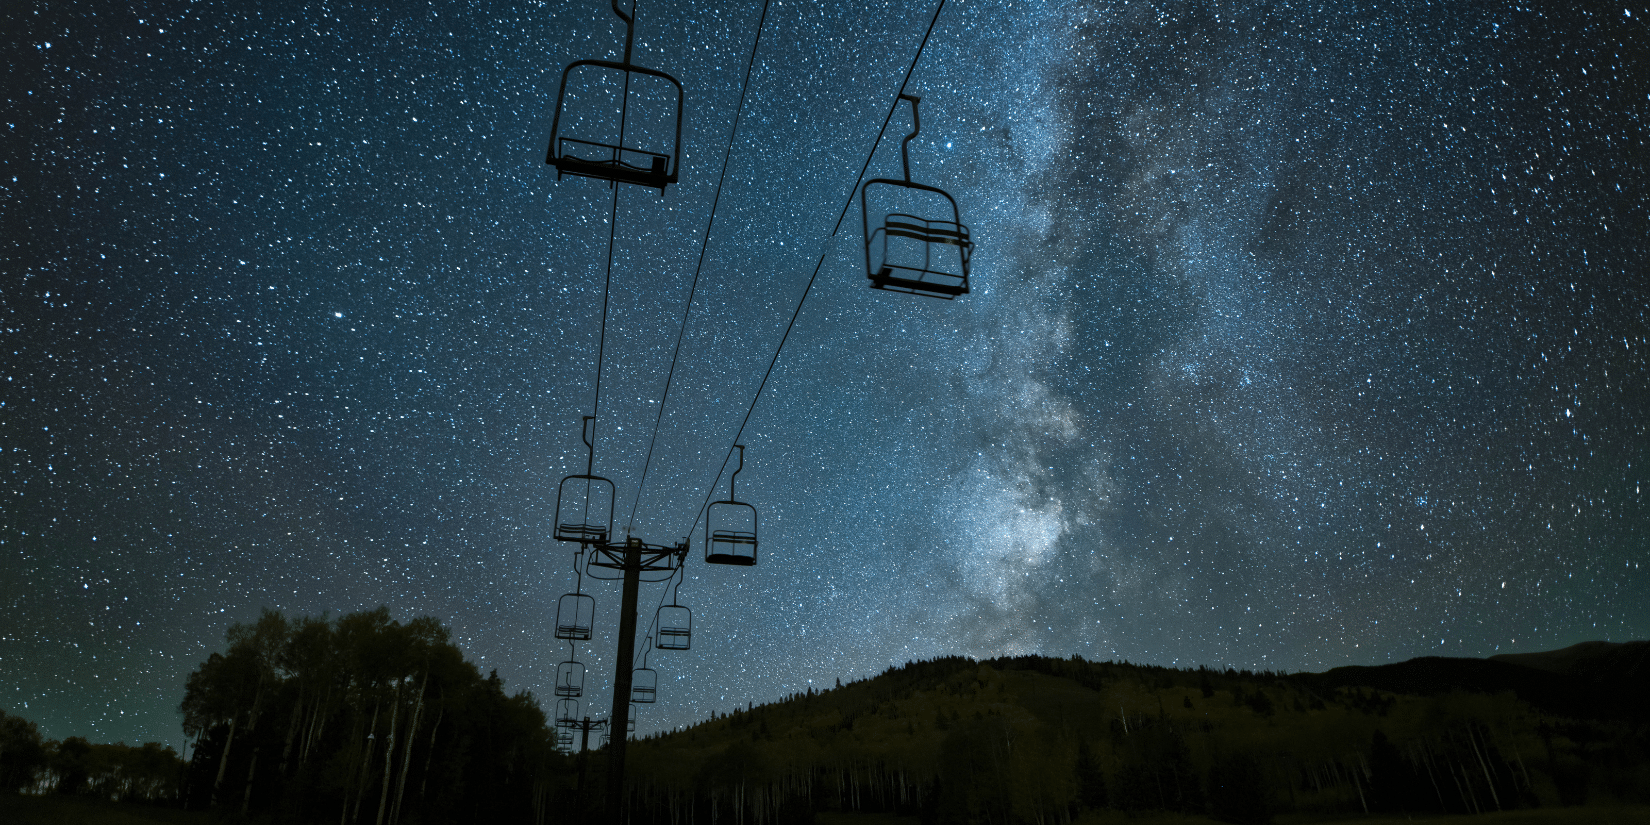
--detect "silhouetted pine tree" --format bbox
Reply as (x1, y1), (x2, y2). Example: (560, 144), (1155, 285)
(1075, 740), (1107, 810)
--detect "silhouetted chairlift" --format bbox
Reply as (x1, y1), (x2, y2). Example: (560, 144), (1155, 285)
(656, 606), (691, 650)
(654, 570), (691, 650)
(861, 94), (972, 299)
(555, 656), (586, 698)
(628, 705), (638, 733)
(705, 445), (758, 566)
(632, 642), (658, 703)
(555, 698), (579, 729)
(555, 591), (595, 641)
(546, 1), (683, 192)
(556, 729), (575, 748)
(556, 416), (615, 546)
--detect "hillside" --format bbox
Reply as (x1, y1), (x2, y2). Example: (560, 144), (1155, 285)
(614, 647), (1650, 825)
(1298, 640), (1650, 722)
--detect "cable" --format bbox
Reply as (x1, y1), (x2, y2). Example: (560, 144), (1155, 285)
(684, 0), (949, 539)
(625, 0), (774, 538)
(590, 186), (620, 470)
(585, 0), (640, 491)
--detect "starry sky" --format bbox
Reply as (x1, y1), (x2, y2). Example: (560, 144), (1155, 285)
(4, 0), (1647, 750)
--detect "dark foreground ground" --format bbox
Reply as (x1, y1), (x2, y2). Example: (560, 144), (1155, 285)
(813, 808), (1650, 825)
(7, 795), (1648, 825)
(0, 794), (208, 825)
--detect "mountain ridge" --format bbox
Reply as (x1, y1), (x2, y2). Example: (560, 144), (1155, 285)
(613, 641), (1650, 824)
(1296, 640), (1649, 721)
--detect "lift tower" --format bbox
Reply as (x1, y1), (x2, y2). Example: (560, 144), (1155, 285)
(585, 535), (686, 822)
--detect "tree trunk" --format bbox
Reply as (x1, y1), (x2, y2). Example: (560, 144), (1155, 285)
(1351, 757), (1368, 814)
(1468, 725), (1502, 810)
(241, 746), (261, 814)
(238, 679), (266, 812)
(375, 683), (403, 825)
(390, 671), (427, 825)
(418, 703), (445, 799)
(347, 702), (380, 825)
(304, 683), (335, 766)
(211, 715), (239, 806)
(280, 686), (305, 775)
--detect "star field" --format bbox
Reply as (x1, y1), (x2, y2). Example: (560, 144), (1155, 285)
(3, 0), (1647, 750)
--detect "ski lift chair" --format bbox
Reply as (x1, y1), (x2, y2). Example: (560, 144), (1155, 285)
(860, 94), (972, 299)
(556, 698), (580, 729)
(555, 474), (615, 545)
(706, 501), (758, 565)
(633, 644), (658, 703)
(656, 604), (691, 651)
(705, 445), (758, 566)
(548, 61), (682, 192)
(556, 417), (615, 545)
(545, 2), (682, 192)
(862, 185), (972, 297)
(555, 659), (586, 698)
(555, 592), (596, 641)
(632, 666), (658, 703)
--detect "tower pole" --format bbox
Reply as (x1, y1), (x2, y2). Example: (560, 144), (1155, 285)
(605, 538), (642, 823)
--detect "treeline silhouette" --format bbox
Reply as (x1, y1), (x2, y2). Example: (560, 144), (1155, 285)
(0, 709), (184, 801)
(178, 607), (568, 823)
(12, 610), (1646, 825)
(622, 650), (1650, 825)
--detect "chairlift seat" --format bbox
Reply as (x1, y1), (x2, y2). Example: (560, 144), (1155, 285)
(657, 626), (691, 649)
(553, 138), (672, 190)
(555, 660), (586, 698)
(862, 179), (972, 299)
(555, 593), (596, 641)
(547, 59), (683, 192)
(707, 529), (758, 566)
(632, 667), (657, 703)
(706, 499), (758, 566)
(656, 604), (691, 651)
(555, 474), (615, 546)
(555, 698), (579, 729)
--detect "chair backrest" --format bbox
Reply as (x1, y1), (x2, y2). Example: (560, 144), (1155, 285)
(884, 215), (971, 248)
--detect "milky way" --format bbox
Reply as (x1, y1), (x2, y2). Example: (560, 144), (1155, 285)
(4, 0), (1646, 750)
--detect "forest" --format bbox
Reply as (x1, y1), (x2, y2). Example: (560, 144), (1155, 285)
(621, 648), (1650, 825)
(0, 710), (185, 801)
(175, 607), (569, 823)
(4, 610), (1645, 825)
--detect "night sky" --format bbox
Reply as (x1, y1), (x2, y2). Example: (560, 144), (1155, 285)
(4, 0), (1647, 752)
